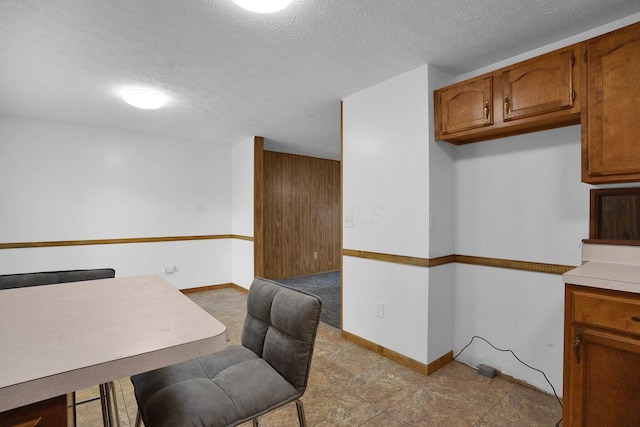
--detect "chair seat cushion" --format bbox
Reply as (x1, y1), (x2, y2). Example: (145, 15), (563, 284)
(132, 345), (300, 427)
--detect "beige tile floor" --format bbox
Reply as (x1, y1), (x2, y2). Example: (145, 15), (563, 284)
(75, 287), (563, 426)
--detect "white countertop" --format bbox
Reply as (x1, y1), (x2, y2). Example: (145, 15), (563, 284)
(563, 243), (640, 294)
(563, 261), (640, 294)
(0, 275), (227, 412)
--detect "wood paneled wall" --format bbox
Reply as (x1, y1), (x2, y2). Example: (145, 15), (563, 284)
(262, 151), (340, 279)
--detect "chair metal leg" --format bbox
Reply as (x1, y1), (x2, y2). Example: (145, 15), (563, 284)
(252, 418), (259, 427)
(135, 409), (143, 427)
(98, 382), (121, 427)
(107, 382), (121, 427)
(70, 392), (77, 427)
(99, 384), (111, 427)
(295, 399), (307, 427)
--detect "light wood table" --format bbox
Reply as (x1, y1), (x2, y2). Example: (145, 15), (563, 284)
(0, 275), (227, 425)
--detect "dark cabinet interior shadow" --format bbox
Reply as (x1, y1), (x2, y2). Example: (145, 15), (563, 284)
(588, 187), (640, 244)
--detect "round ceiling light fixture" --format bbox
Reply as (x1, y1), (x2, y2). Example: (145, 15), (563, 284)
(232, 0), (292, 13)
(123, 88), (166, 109)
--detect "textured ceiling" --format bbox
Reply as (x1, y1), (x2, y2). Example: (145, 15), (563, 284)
(1, 0), (640, 160)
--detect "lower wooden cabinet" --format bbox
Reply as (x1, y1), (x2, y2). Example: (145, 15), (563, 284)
(564, 284), (640, 426)
(0, 395), (70, 427)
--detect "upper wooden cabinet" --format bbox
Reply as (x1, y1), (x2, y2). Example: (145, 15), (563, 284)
(434, 45), (580, 144)
(434, 21), (640, 183)
(501, 49), (575, 122)
(438, 75), (493, 136)
(582, 21), (640, 184)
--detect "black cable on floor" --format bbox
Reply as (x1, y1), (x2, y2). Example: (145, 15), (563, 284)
(453, 335), (563, 412)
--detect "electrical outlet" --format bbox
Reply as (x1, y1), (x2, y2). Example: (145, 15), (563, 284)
(313, 251), (318, 259)
(164, 265), (177, 274)
(344, 215), (354, 228)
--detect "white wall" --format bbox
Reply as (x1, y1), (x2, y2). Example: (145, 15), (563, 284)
(231, 137), (255, 289)
(453, 127), (589, 394)
(0, 240), (231, 289)
(427, 64), (457, 362)
(342, 257), (429, 361)
(0, 114), (234, 289)
(428, 65), (456, 259)
(343, 66), (430, 258)
(343, 65), (454, 365)
(455, 128), (587, 264)
(427, 263), (455, 362)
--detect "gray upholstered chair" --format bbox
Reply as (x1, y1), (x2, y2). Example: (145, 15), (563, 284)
(131, 277), (323, 427)
(0, 268), (116, 289)
(0, 268), (120, 427)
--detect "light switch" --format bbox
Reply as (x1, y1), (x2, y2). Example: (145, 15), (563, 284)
(376, 301), (384, 318)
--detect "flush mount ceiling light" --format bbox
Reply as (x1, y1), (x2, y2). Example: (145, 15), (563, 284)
(123, 88), (166, 109)
(232, 0), (292, 13)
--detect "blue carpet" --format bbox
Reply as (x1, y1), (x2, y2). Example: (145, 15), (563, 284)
(278, 271), (340, 328)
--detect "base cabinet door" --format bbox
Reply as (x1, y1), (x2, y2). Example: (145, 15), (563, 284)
(566, 328), (640, 426)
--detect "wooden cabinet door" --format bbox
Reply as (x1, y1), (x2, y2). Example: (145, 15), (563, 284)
(566, 327), (640, 427)
(501, 48), (575, 121)
(583, 22), (640, 183)
(434, 44), (580, 144)
(437, 76), (492, 136)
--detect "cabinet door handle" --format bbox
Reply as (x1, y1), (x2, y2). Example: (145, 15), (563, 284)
(483, 100), (490, 123)
(504, 95), (511, 117)
(632, 316), (640, 322)
(574, 332), (582, 364)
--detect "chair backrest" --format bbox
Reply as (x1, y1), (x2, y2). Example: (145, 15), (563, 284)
(241, 277), (322, 392)
(0, 268), (115, 289)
